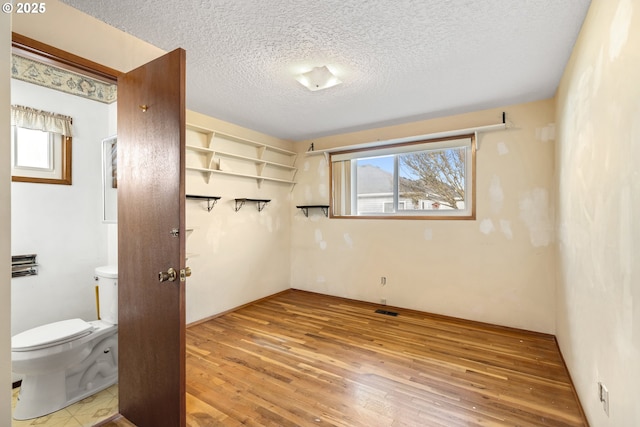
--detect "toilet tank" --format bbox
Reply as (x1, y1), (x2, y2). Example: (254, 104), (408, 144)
(95, 265), (118, 325)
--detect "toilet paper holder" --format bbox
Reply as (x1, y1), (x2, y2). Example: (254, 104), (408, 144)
(12, 254), (38, 278)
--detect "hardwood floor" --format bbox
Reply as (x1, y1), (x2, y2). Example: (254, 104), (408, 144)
(183, 290), (587, 427)
(98, 290), (588, 426)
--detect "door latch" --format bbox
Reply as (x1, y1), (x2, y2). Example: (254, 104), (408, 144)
(159, 267), (177, 282)
(180, 267), (192, 282)
(159, 267), (191, 282)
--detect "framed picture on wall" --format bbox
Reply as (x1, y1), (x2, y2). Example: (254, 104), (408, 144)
(108, 137), (117, 188)
(102, 135), (117, 223)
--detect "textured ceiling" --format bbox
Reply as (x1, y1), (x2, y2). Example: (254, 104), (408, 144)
(60, 0), (591, 141)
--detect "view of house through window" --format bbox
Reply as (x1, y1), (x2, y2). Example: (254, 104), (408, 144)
(330, 134), (475, 219)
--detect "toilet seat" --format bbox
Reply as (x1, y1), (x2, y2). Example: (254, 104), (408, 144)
(12, 319), (94, 352)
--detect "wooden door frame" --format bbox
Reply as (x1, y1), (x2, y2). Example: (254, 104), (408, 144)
(11, 33), (120, 83)
(10, 33), (184, 426)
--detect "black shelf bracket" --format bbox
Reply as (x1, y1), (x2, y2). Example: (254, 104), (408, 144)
(296, 205), (330, 217)
(235, 198), (271, 212)
(186, 194), (221, 212)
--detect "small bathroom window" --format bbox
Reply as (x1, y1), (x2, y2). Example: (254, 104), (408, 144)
(13, 127), (54, 170)
(10, 105), (73, 185)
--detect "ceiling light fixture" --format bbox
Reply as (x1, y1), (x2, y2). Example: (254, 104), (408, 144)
(295, 66), (342, 92)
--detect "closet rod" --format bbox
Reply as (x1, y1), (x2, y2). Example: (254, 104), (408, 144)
(307, 112), (509, 156)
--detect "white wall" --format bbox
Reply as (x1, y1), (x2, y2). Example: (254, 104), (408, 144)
(1, 11), (13, 426)
(291, 100), (557, 334)
(555, 0), (640, 425)
(184, 111), (293, 324)
(11, 79), (110, 336)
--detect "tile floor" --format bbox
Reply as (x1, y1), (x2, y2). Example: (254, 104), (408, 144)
(11, 385), (118, 427)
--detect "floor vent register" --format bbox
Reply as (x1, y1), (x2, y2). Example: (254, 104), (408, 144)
(375, 309), (399, 317)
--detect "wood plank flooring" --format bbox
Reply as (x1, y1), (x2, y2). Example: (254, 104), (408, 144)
(98, 289), (588, 426)
(183, 290), (587, 427)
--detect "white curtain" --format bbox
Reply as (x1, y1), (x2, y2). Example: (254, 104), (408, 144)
(11, 105), (73, 136)
(331, 160), (352, 216)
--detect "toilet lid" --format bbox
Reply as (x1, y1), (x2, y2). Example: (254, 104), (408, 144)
(12, 318), (94, 352)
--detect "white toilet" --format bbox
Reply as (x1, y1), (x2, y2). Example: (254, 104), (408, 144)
(11, 265), (119, 420)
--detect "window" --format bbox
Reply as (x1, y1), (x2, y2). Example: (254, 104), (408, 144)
(330, 134), (475, 219)
(13, 127), (54, 170)
(11, 105), (73, 185)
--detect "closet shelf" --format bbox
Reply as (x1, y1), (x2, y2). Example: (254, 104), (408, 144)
(186, 123), (298, 188)
(185, 145), (296, 171)
(296, 205), (330, 217)
(186, 194), (221, 212)
(234, 198), (270, 212)
(186, 124), (297, 155)
(186, 167), (296, 186)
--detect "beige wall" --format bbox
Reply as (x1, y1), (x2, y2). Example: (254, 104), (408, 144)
(555, 0), (640, 425)
(291, 100), (557, 333)
(12, 0), (164, 73)
(2, 11), (12, 426)
(184, 111), (294, 323)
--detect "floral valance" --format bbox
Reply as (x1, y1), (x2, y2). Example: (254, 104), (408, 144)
(11, 105), (73, 137)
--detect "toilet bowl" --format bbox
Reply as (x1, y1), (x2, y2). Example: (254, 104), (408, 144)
(11, 265), (119, 420)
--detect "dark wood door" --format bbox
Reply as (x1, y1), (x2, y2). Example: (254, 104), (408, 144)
(117, 48), (186, 427)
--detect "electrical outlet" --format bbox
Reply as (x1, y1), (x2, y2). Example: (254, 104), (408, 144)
(381, 298), (387, 305)
(598, 382), (609, 416)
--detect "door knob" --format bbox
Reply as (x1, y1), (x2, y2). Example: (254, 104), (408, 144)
(159, 267), (177, 282)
